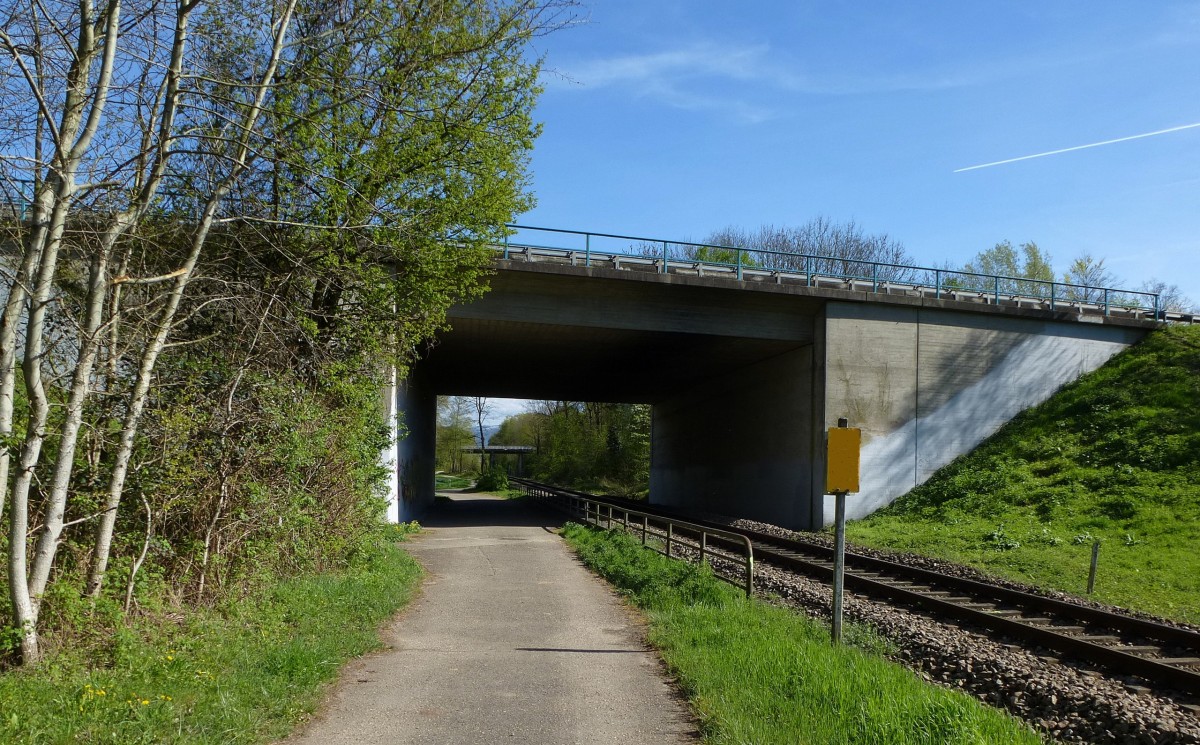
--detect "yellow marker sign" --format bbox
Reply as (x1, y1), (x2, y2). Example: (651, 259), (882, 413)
(826, 427), (861, 493)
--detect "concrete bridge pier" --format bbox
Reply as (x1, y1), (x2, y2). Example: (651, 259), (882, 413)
(387, 365), (437, 523)
(650, 344), (823, 530)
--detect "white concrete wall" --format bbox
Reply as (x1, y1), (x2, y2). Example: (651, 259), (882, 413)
(822, 303), (1145, 523)
(380, 368), (401, 523)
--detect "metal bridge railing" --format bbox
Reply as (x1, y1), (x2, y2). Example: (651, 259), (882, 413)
(518, 479), (754, 597)
(501, 224), (1163, 321)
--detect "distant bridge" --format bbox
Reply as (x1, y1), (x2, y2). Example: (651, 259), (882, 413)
(384, 226), (1180, 528)
(460, 445), (534, 476)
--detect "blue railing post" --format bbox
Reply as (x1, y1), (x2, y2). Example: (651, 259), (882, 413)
(1050, 283), (1056, 311)
(1103, 288), (1110, 317)
(872, 263), (878, 293)
(993, 276), (1000, 305)
(805, 255), (812, 286)
(585, 233), (591, 267)
(935, 269), (941, 299)
(1154, 293), (1161, 320)
(736, 249), (742, 280)
(503, 232), (509, 260)
(661, 241), (668, 273)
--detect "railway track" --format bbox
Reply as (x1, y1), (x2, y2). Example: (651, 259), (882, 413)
(513, 477), (1200, 699)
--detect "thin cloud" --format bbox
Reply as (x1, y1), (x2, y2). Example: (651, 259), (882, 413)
(955, 121), (1200, 173)
(542, 43), (785, 123)
(550, 43), (785, 89)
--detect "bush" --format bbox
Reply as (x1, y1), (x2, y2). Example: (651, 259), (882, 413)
(475, 467), (509, 491)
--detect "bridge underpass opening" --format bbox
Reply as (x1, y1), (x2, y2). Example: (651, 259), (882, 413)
(394, 282), (823, 528)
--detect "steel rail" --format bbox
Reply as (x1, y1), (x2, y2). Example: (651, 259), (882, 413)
(513, 478), (1200, 696)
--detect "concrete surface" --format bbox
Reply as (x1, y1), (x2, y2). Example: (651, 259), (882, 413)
(388, 263), (1150, 527)
(651, 345), (816, 529)
(283, 495), (697, 745)
(821, 302), (1146, 522)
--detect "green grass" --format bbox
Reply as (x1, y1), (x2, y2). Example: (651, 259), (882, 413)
(434, 473), (473, 490)
(0, 523), (423, 744)
(847, 324), (1200, 623)
(561, 523), (1038, 745)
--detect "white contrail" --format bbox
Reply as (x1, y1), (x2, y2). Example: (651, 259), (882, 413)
(955, 121), (1200, 173)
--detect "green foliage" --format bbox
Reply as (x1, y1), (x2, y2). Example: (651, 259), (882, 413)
(0, 530), (422, 743)
(964, 240), (1053, 281)
(436, 397), (478, 473)
(561, 524), (1038, 745)
(474, 467), (510, 492)
(487, 402), (650, 495)
(1, 0), (555, 669)
(690, 245), (758, 267)
(849, 324), (1200, 622)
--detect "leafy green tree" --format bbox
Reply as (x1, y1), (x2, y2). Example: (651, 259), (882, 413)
(492, 401), (650, 495)
(437, 396), (478, 473)
(0, 0), (572, 665)
(962, 241), (1054, 296)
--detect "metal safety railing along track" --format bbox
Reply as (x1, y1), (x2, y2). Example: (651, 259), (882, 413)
(516, 479), (1200, 697)
(516, 478), (754, 598)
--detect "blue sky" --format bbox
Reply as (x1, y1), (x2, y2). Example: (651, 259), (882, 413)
(518, 1), (1200, 303)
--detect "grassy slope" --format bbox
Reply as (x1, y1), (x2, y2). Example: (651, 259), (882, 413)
(562, 523), (1038, 745)
(0, 526), (423, 744)
(848, 324), (1200, 623)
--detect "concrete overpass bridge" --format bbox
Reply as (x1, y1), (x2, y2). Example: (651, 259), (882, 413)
(386, 226), (1170, 530)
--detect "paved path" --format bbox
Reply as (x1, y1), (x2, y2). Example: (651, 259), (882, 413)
(284, 494), (697, 745)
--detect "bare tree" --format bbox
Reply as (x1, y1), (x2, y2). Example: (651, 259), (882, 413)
(474, 396), (492, 470)
(1138, 279), (1194, 314)
(0, 0), (300, 664)
(704, 218), (918, 281)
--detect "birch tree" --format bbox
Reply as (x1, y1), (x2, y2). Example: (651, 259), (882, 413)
(0, 0), (303, 664)
(1, 0), (572, 665)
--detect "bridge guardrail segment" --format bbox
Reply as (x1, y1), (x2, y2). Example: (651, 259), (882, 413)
(515, 479), (754, 597)
(501, 225), (1172, 322)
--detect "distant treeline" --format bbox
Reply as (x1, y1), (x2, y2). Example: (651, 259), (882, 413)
(437, 398), (651, 497)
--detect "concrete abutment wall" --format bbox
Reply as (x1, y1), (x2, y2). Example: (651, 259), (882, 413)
(391, 367), (437, 523)
(820, 302), (1146, 523)
(650, 346), (817, 528)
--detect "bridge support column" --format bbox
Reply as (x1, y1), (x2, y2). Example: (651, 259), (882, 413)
(650, 345), (820, 530)
(391, 365), (436, 523)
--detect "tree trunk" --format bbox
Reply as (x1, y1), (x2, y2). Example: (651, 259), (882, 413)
(85, 0), (298, 598)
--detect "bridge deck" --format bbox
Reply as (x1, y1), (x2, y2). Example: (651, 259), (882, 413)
(494, 240), (1196, 326)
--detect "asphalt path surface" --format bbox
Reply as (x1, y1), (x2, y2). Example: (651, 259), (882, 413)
(282, 493), (697, 744)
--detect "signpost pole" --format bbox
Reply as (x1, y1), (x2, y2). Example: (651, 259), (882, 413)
(831, 489), (847, 645)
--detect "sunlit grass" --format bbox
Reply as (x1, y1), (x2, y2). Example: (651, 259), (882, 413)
(0, 524), (423, 744)
(562, 523), (1037, 745)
